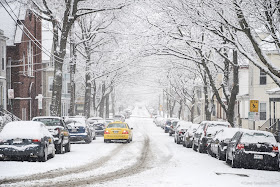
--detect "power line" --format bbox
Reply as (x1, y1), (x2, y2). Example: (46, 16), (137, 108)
(1, 0), (65, 63)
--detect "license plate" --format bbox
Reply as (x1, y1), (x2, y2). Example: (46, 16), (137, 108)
(13, 138), (22, 144)
(254, 154), (263, 160)
(113, 131), (119, 134)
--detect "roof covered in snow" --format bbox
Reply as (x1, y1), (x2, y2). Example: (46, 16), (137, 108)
(0, 1), (26, 46)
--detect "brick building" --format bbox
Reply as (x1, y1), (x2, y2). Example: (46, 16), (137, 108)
(0, 2), (42, 120)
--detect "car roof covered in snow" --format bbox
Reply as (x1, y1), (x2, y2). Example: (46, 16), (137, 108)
(0, 121), (52, 140)
(32, 116), (62, 120)
(214, 128), (240, 141)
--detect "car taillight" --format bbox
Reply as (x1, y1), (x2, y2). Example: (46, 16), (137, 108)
(32, 139), (41, 143)
(122, 130), (129, 134)
(104, 130), (110, 134)
(273, 146), (279, 152)
(236, 144), (244, 150)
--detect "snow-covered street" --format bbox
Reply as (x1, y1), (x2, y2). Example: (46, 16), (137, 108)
(0, 107), (279, 187)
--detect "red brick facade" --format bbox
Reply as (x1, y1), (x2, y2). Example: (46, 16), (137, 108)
(6, 10), (42, 120)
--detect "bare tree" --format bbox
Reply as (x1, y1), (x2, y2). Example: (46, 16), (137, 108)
(27, 0), (127, 116)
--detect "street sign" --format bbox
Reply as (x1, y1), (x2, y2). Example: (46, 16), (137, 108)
(248, 112), (260, 121)
(250, 100), (259, 112)
(36, 94), (43, 110)
(8, 89), (14, 99)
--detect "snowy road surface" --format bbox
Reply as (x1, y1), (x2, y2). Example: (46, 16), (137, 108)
(0, 107), (280, 186)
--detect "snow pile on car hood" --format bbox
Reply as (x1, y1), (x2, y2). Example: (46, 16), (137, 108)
(0, 121), (50, 140)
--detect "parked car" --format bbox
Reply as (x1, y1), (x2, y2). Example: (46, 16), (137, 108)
(114, 114), (125, 122)
(226, 129), (279, 170)
(154, 116), (163, 127)
(87, 117), (106, 136)
(182, 123), (200, 148)
(193, 121), (231, 153)
(32, 116), (71, 154)
(174, 121), (192, 144)
(169, 119), (180, 136)
(160, 118), (167, 129)
(0, 121), (55, 162)
(66, 118), (94, 143)
(208, 128), (239, 160)
(164, 118), (178, 133)
(105, 118), (114, 127)
(104, 121), (133, 143)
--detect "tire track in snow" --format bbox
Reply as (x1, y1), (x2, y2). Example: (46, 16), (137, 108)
(0, 143), (125, 185)
(47, 133), (151, 187)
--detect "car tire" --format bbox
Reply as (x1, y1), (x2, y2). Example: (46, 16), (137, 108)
(65, 142), (71, 153)
(231, 154), (239, 168)
(176, 137), (180, 144)
(192, 142), (197, 151)
(182, 141), (186, 147)
(55, 143), (63, 154)
(50, 147), (55, 158)
(198, 143), (203, 153)
(169, 132), (172, 136)
(39, 147), (48, 162)
(85, 137), (92, 144)
(127, 139), (130, 143)
(225, 153), (231, 164)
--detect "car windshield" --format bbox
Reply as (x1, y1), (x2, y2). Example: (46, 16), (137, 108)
(34, 118), (62, 127)
(107, 123), (127, 128)
(241, 132), (277, 144)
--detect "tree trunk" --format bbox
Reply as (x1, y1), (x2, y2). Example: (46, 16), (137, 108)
(170, 100), (176, 117)
(226, 50), (239, 127)
(111, 87), (115, 117)
(50, 19), (72, 116)
(178, 99), (183, 119)
(69, 43), (76, 116)
(203, 74), (211, 121)
(99, 82), (106, 118)
(105, 93), (110, 118)
(84, 58), (91, 118)
(92, 80), (97, 116)
(190, 97), (195, 123)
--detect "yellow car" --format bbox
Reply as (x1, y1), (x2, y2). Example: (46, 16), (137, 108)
(104, 121), (133, 143)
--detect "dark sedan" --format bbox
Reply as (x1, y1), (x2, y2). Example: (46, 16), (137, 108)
(226, 129), (279, 170)
(0, 121), (55, 162)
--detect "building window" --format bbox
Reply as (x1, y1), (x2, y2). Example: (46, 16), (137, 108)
(260, 103), (266, 120)
(260, 70), (267, 85)
(22, 108), (27, 121)
(2, 46), (4, 70)
(27, 41), (34, 76)
(67, 82), (71, 93)
(49, 77), (53, 92)
(197, 88), (202, 99)
(22, 53), (26, 74)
